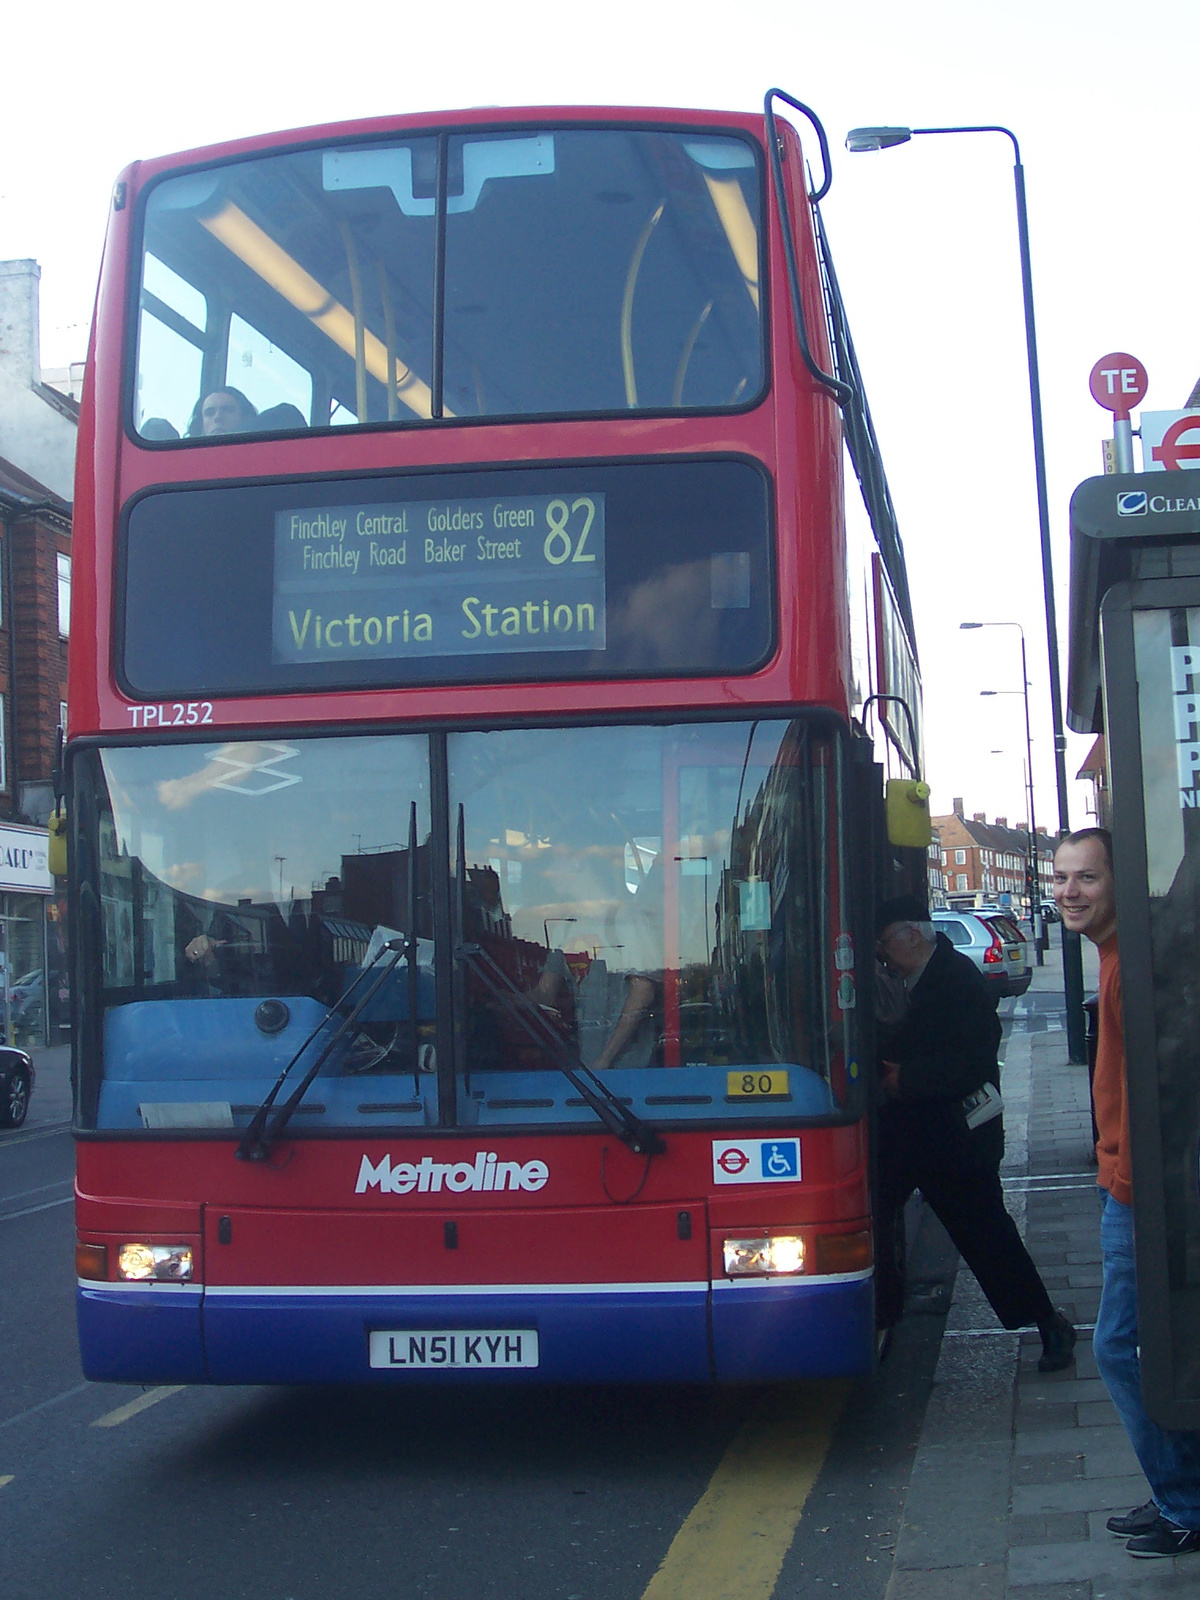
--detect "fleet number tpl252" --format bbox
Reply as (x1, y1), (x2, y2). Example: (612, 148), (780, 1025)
(127, 702), (215, 728)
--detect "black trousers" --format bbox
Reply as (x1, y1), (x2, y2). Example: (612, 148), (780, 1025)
(874, 1098), (1055, 1331)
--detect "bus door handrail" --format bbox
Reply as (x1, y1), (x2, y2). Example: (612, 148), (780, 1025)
(764, 88), (916, 653)
(861, 692), (922, 780)
(454, 940), (665, 1158)
(763, 89), (851, 406)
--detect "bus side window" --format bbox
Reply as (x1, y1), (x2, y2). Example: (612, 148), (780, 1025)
(137, 254), (208, 440)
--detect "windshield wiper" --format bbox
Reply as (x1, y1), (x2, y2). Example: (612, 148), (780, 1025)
(236, 936), (408, 1162)
(455, 939), (665, 1157)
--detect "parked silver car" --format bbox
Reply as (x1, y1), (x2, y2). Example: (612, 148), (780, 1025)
(932, 908), (1031, 999)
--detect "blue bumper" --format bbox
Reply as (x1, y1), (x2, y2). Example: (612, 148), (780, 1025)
(77, 1286), (208, 1384)
(77, 1275), (875, 1385)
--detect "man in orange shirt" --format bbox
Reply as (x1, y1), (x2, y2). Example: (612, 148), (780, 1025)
(1053, 829), (1200, 1559)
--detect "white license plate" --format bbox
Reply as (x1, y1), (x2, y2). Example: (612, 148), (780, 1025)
(369, 1328), (539, 1369)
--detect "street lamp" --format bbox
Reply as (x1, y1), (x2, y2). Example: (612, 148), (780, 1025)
(676, 853), (712, 959)
(983, 736), (1042, 938)
(849, 122), (1086, 1060)
(544, 916), (576, 949)
(981, 692), (1040, 943)
(964, 620), (1044, 963)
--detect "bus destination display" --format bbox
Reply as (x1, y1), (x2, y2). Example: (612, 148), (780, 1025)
(273, 493), (606, 662)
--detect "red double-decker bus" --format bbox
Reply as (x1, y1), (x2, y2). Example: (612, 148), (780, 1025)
(68, 95), (923, 1385)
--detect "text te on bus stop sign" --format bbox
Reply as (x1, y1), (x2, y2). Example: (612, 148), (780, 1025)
(1089, 353), (1148, 422)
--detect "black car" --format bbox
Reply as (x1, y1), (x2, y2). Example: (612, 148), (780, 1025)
(0, 1048), (34, 1128)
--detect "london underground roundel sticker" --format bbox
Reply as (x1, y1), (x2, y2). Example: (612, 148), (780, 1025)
(712, 1138), (802, 1185)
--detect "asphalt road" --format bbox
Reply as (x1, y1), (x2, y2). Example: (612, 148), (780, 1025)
(0, 1046), (968, 1600)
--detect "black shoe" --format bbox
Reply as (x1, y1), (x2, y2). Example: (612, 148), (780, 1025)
(1037, 1311), (1077, 1373)
(1126, 1515), (1200, 1557)
(1107, 1500), (1159, 1536)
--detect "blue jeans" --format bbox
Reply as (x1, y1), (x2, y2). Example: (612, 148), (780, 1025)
(1093, 1191), (1200, 1528)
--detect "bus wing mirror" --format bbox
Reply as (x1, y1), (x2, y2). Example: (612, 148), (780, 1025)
(48, 809), (68, 879)
(885, 779), (932, 849)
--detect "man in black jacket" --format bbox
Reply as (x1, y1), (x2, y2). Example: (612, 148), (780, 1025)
(874, 895), (1076, 1372)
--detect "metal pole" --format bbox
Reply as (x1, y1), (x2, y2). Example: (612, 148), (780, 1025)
(1018, 634), (1044, 964)
(1009, 154), (1087, 1059)
(909, 127), (1087, 1059)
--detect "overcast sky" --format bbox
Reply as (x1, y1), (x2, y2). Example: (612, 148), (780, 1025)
(4, 0), (1197, 831)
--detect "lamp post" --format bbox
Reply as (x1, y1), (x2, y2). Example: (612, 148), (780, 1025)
(544, 916), (577, 949)
(964, 620), (1044, 963)
(981, 692), (1042, 957)
(848, 123), (1086, 1061)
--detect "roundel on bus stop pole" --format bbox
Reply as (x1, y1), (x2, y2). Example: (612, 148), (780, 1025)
(1150, 415), (1200, 472)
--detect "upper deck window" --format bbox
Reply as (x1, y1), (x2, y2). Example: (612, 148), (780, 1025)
(132, 127), (764, 441)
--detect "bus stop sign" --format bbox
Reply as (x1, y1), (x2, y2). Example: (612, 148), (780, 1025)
(1089, 353), (1149, 422)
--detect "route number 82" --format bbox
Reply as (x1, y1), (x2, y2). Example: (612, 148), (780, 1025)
(544, 497), (597, 565)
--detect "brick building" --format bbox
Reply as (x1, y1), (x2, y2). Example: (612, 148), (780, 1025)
(0, 459), (71, 825)
(931, 799), (1054, 911)
(0, 259), (78, 1045)
(927, 835), (945, 902)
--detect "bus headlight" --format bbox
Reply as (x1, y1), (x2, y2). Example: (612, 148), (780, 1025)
(117, 1243), (195, 1282)
(722, 1235), (805, 1276)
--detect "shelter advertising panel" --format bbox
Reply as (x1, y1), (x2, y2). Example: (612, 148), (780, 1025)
(1101, 577), (1200, 1427)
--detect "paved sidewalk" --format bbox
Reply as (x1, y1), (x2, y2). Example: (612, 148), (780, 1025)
(885, 942), (1198, 1599)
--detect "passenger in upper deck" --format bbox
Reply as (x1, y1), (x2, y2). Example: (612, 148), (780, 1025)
(187, 386), (258, 437)
(255, 402), (308, 432)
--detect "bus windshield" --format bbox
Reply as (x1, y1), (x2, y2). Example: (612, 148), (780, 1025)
(134, 127), (764, 440)
(75, 718), (858, 1133)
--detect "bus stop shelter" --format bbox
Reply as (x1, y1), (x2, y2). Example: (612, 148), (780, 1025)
(1069, 467), (1200, 1429)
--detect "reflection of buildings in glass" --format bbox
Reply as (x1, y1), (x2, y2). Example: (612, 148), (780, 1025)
(708, 725), (822, 1072)
(459, 856), (577, 1071)
(463, 863), (513, 941)
(338, 841), (432, 939)
(97, 835), (368, 1000)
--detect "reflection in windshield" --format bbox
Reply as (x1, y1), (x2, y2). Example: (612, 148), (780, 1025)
(78, 720), (854, 1131)
(96, 737), (430, 999)
(83, 738), (433, 1130)
(449, 721), (850, 1092)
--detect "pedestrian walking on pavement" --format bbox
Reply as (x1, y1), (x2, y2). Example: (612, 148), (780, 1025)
(1053, 828), (1200, 1559)
(873, 894), (1077, 1373)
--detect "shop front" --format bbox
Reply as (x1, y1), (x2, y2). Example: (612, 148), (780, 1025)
(0, 821), (57, 1049)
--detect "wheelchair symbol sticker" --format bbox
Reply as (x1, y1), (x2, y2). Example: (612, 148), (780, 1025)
(762, 1141), (798, 1178)
(712, 1137), (802, 1185)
